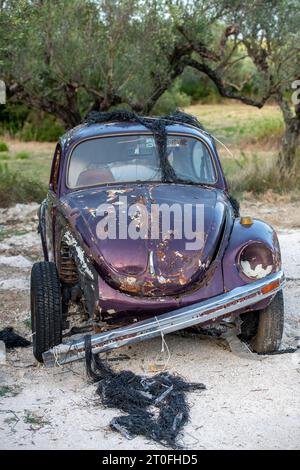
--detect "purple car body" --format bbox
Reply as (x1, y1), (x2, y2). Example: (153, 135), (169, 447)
(38, 119), (282, 334)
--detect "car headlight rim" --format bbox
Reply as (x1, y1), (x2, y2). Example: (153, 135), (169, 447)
(237, 241), (274, 281)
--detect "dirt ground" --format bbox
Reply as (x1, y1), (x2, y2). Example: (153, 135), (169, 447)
(0, 200), (299, 450)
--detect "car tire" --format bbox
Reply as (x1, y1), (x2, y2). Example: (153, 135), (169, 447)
(31, 261), (62, 362)
(240, 290), (284, 353)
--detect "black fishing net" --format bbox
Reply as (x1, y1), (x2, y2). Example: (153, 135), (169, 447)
(84, 335), (206, 448)
(83, 109), (239, 215)
(228, 194), (240, 217)
(84, 109), (204, 183)
(0, 327), (31, 348)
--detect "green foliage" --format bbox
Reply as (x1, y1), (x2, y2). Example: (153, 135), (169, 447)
(23, 316), (31, 329)
(0, 103), (64, 142)
(180, 69), (222, 103)
(0, 163), (47, 207)
(23, 410), (50, 427)
(219, 116), (284, 144)
(15, 151), (31, 160)
(152, 81), (191, 114)
(0, 103), (30, 135)
(0, 385), (20, 397)
(0, 152), (9, 160)
(0, 0), (182, 126)
(224, 152), (300, 196)
(0, 141), (9, 152)
(17, 113), (64, 142)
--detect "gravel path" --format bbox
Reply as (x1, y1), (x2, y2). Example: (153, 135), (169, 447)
(0, 202), (299, 450)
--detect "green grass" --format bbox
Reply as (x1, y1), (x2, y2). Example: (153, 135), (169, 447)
(186, 102), (298, 195)
(0, 140), (53, 195)
(4, 416), (19, 425)
(15, 151), (31, 160)
(23, 410), (50, 428)
(223, 151), (300, 197)
(0, 163), (47, 207)
(187, 103), (284, 145)
(0, 141), (9, 152)
(23, 316), (32, 329)
(0, 102), (295, 204)
(215, 116), (283, 144)
(0, 385), (20, 397)
(8, 149), (52, 185)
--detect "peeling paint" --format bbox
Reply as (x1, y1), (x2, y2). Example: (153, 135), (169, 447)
(63, 230), (94, 278)
(126, 276), (137, 285)
(241, 260), (272, 279)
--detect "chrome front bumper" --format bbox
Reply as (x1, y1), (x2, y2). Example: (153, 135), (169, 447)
(43, 270), (285, 367)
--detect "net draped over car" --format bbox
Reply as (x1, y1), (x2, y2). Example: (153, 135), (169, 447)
(68, 134), (216, 188)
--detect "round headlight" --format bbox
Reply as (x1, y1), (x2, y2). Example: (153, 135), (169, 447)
(238, 242), (274, 280)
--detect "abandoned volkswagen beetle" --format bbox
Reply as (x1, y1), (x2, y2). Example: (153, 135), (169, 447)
(31, 111), (285, 365)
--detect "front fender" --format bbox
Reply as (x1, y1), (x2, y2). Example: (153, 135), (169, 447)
(222, 218), (281, 292)
(38, 199), (48, 261)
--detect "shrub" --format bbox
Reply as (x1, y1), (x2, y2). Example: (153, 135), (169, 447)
(15, 151), (31, 160)
(152, 81), (191, 115)
(0, 141), (9, 152)
(0, 103), (64, 142)
(17, 113), (64, 142)
(0, 102), (30, 135)
(0, 164), (47, 207)
(224, 153), (300, 196)
(0, 152), (9, 160)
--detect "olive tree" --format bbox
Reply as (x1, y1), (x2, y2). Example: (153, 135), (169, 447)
(172, 0), (300, 171)
(0, 0), (192, 128)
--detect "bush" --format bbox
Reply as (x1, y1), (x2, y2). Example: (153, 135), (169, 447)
(0, 141), (9, 152)
(0, 152), (9, 160)
(0, 164), (47, 207)
(0, 103), (30, 135)
(216, 116), (284, 145)
(17, 113), (64, 142)
(15, 151), (31, 160)
(152, 81), (191, 115)
(0, 103), (64, 142)
(180, 69), (222, 103)
(224, 153), (300, 196)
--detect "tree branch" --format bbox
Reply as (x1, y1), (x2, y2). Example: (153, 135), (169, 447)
(185, 58), (271, 108)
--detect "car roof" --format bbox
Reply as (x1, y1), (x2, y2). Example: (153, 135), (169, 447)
(60, 120), (214, 153)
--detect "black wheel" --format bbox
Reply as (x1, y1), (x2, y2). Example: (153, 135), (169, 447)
(239, 290), (284, 353)
(31, 261), (62, 362)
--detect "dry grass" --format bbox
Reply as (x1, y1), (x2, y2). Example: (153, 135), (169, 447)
(186, 101), (283, 144)
(0, 102), (295, 205)
(186, 102), (295, 196)
(0, 138), (54, 185)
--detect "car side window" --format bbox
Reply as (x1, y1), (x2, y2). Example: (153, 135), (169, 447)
(50, 144), (62, 193)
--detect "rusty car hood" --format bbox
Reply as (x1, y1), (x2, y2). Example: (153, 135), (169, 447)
(61, 184), (231, 296)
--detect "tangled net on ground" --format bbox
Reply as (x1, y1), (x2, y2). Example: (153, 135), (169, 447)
(0, 327), (31, 348)
(85, 335), (206, 448)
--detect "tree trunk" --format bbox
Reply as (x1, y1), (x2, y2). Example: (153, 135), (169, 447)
(278, 119), (300, 171)
(276, 96), (300, 172)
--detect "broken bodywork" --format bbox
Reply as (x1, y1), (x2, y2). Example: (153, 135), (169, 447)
(35, 110), (284, 364)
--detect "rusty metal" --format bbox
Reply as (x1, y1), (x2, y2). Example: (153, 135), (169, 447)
(42, 270), (285, 367)
(59, 241), (79, 284)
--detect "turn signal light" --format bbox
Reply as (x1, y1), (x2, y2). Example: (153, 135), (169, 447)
(261, 279), (280, 295)
(240, 216), (253, 226)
